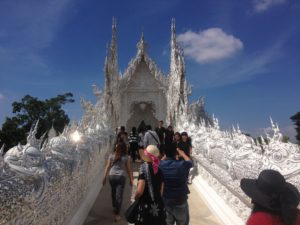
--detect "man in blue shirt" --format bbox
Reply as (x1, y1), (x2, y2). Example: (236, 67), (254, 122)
(159, 143), (193, 225)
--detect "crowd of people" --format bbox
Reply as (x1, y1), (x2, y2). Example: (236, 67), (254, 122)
(115, 121), (192, 162)
(102, 121), (300, 225)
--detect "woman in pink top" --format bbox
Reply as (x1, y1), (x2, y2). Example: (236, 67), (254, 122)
(240, 169), (300, 225)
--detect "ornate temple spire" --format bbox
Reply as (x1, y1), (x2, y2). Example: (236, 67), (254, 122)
(109, 17), (118, 80)
(167, 18), (189, 126)
(170, 18), (178, 75)
(137, 32), (148, 56)
(171, 18), (176, 50)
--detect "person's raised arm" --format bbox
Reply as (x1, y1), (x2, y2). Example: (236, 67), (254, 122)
(177, 148), (191, 161)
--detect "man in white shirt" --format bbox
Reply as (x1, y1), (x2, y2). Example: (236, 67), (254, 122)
(143, 125), (160, 148)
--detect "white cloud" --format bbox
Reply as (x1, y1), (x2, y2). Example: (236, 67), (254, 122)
(177, 28), (243, 63)
(253, 0), (286, 12)
(188, 26), (295, 90)
(0, 93), (4, 100)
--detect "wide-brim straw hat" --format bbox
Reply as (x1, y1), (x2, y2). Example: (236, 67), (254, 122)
(240, 169), (300, 211)
(139, 145), (160, 162)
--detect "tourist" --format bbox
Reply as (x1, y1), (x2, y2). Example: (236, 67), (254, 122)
(173, 132), (181, 147)
(179, 132), (194, 184)
(129, 127), (139, 162)
(155, 121), (166, 154)
(102, 141), (134, 222)
(240, 169), (300, 225)
(117, 126), (128, 145)
(137, 128), (146, 161)
(173, 132), (181, 159)
(165, 125), (174, 145)
(143, 125), (160, 149)
(178, 132), (192, 157)
(134, 145), (166, 225)
(159, 143), (193, 225)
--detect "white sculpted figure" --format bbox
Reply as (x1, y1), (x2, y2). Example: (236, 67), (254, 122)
(0, 144), (4, 170)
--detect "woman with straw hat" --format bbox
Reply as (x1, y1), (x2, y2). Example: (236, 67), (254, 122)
(134, 145), (166, 225)
(240, 169), (300, 225)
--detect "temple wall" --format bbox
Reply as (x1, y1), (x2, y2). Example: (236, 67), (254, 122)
(0, 127), (114, 225)
(178, 118), (300, 224)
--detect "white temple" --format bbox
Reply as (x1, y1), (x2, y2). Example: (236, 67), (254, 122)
(102, 18), (209, 130)
(0, 18), (299, 225)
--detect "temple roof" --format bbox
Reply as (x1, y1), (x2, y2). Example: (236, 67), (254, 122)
(120, 33), (168, 88)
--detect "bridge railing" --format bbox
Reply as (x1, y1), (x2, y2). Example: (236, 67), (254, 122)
(178, 117), (300, 225)
(0, 126), (114, 225)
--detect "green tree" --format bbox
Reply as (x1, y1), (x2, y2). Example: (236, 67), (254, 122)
(290, 112), (300, 144)
(281, 136), (290, 143)
(0, 93), (74, 152)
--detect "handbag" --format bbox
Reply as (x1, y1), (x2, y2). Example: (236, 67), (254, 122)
(125, 198), (140, 223)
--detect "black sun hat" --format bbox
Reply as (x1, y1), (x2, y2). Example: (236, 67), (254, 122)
(240, 169), (300, 211)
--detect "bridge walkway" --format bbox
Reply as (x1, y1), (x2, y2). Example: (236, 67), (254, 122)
(84, 162), (221, 225)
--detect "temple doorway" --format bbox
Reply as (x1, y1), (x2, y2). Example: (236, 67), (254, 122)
(126, 101), (159, 131)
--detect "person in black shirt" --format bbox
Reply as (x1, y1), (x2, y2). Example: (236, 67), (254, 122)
(155, 121), (166, 155)
(179, 132), (192, 157)
(128, 127), (139, 162)
(165, 125), (174, 145)
(173, 132), (181, 148)
(134, 145), (166, 225)
(178, 132), (194, 184)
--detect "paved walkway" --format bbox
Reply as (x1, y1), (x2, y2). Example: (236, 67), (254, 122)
(84, 162), (221, 225)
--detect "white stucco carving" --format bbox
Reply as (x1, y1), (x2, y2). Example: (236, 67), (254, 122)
(177, 117), (300, 224)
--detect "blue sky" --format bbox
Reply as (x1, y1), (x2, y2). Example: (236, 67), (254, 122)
(0, 0), (299, 140)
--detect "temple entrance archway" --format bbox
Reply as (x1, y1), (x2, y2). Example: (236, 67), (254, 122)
(126, 101), (159, 131)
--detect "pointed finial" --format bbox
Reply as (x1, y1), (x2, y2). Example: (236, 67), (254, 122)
(237, 124), (240, 130)
(106, 43), (109, 56)
(171, 18), (176, 40)
(270, 116), (275, 127)
(141, 31), (144, 41)
(111, 17), (117, 43)
(171, 18), (176, 31)
(109, 17), (118, 78)
(232, 125), (236, 133)
(112, 17), (117, 29)
(0, 144), (4, 156)
(137, 31), (148, 55)
(260, 136), (265, 145)
(33, 119), (39, 136)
